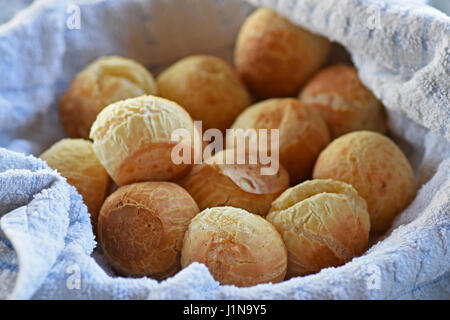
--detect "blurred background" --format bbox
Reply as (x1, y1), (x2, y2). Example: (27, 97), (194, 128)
(0, 0), (34, 24)
(1, 0), (449, 25)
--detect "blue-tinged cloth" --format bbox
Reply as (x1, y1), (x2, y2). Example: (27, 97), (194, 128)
(0, 0), (449, 299)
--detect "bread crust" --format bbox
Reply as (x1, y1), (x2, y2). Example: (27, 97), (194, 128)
(181, 207), (287, 287)
(98, 182), (199, 279)
(299, 64), (387, 139)
(60, 56), (158, 139)
(179, 149), (289, 217)
(235, 8), (331, 98)
(231, 98), (330, 184)
(313, 131), (416, 233)
(157, 55), (251, 131)
(267, 179), (371, 277)
(40, 139), (110, 234)
(90, 95), (198, 186)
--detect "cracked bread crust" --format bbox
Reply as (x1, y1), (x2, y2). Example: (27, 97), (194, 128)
(313, 131), (416, 234)
(234, 8), (331, 98)
(59, 56), (158, 139)
(299, 64), (387, 139)
(178, 149), (289, 217)
(267, 179), (370, 278)
(231, 98), (330, 184)
(40, 139), (110, 234)
(157, 55), (251, 132)
(90, 95), (198, 186)
(98, 182), (199, 280)
(181, 207), (287, 287)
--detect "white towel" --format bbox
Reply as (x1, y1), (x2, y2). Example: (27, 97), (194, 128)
(0, 0), (448, 299)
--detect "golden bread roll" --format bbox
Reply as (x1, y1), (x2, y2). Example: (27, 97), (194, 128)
(181, 206), (287, 287)
(98, 182), (199, 279)
(299, 64), (387, 139)
(234, 8), (331, 98)
(313, 131), (416, 234)
(40, 139), (110, 233)
(230, 98), (330, 185)
(179, 149), (289, 217)
(157, 55), (251, 131)
(90, 95), (198, 186)
(267, 179), (371, 278)
(60, 56), (158, 139)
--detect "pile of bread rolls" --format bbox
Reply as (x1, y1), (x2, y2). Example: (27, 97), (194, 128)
(40, 8), (416, 287)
